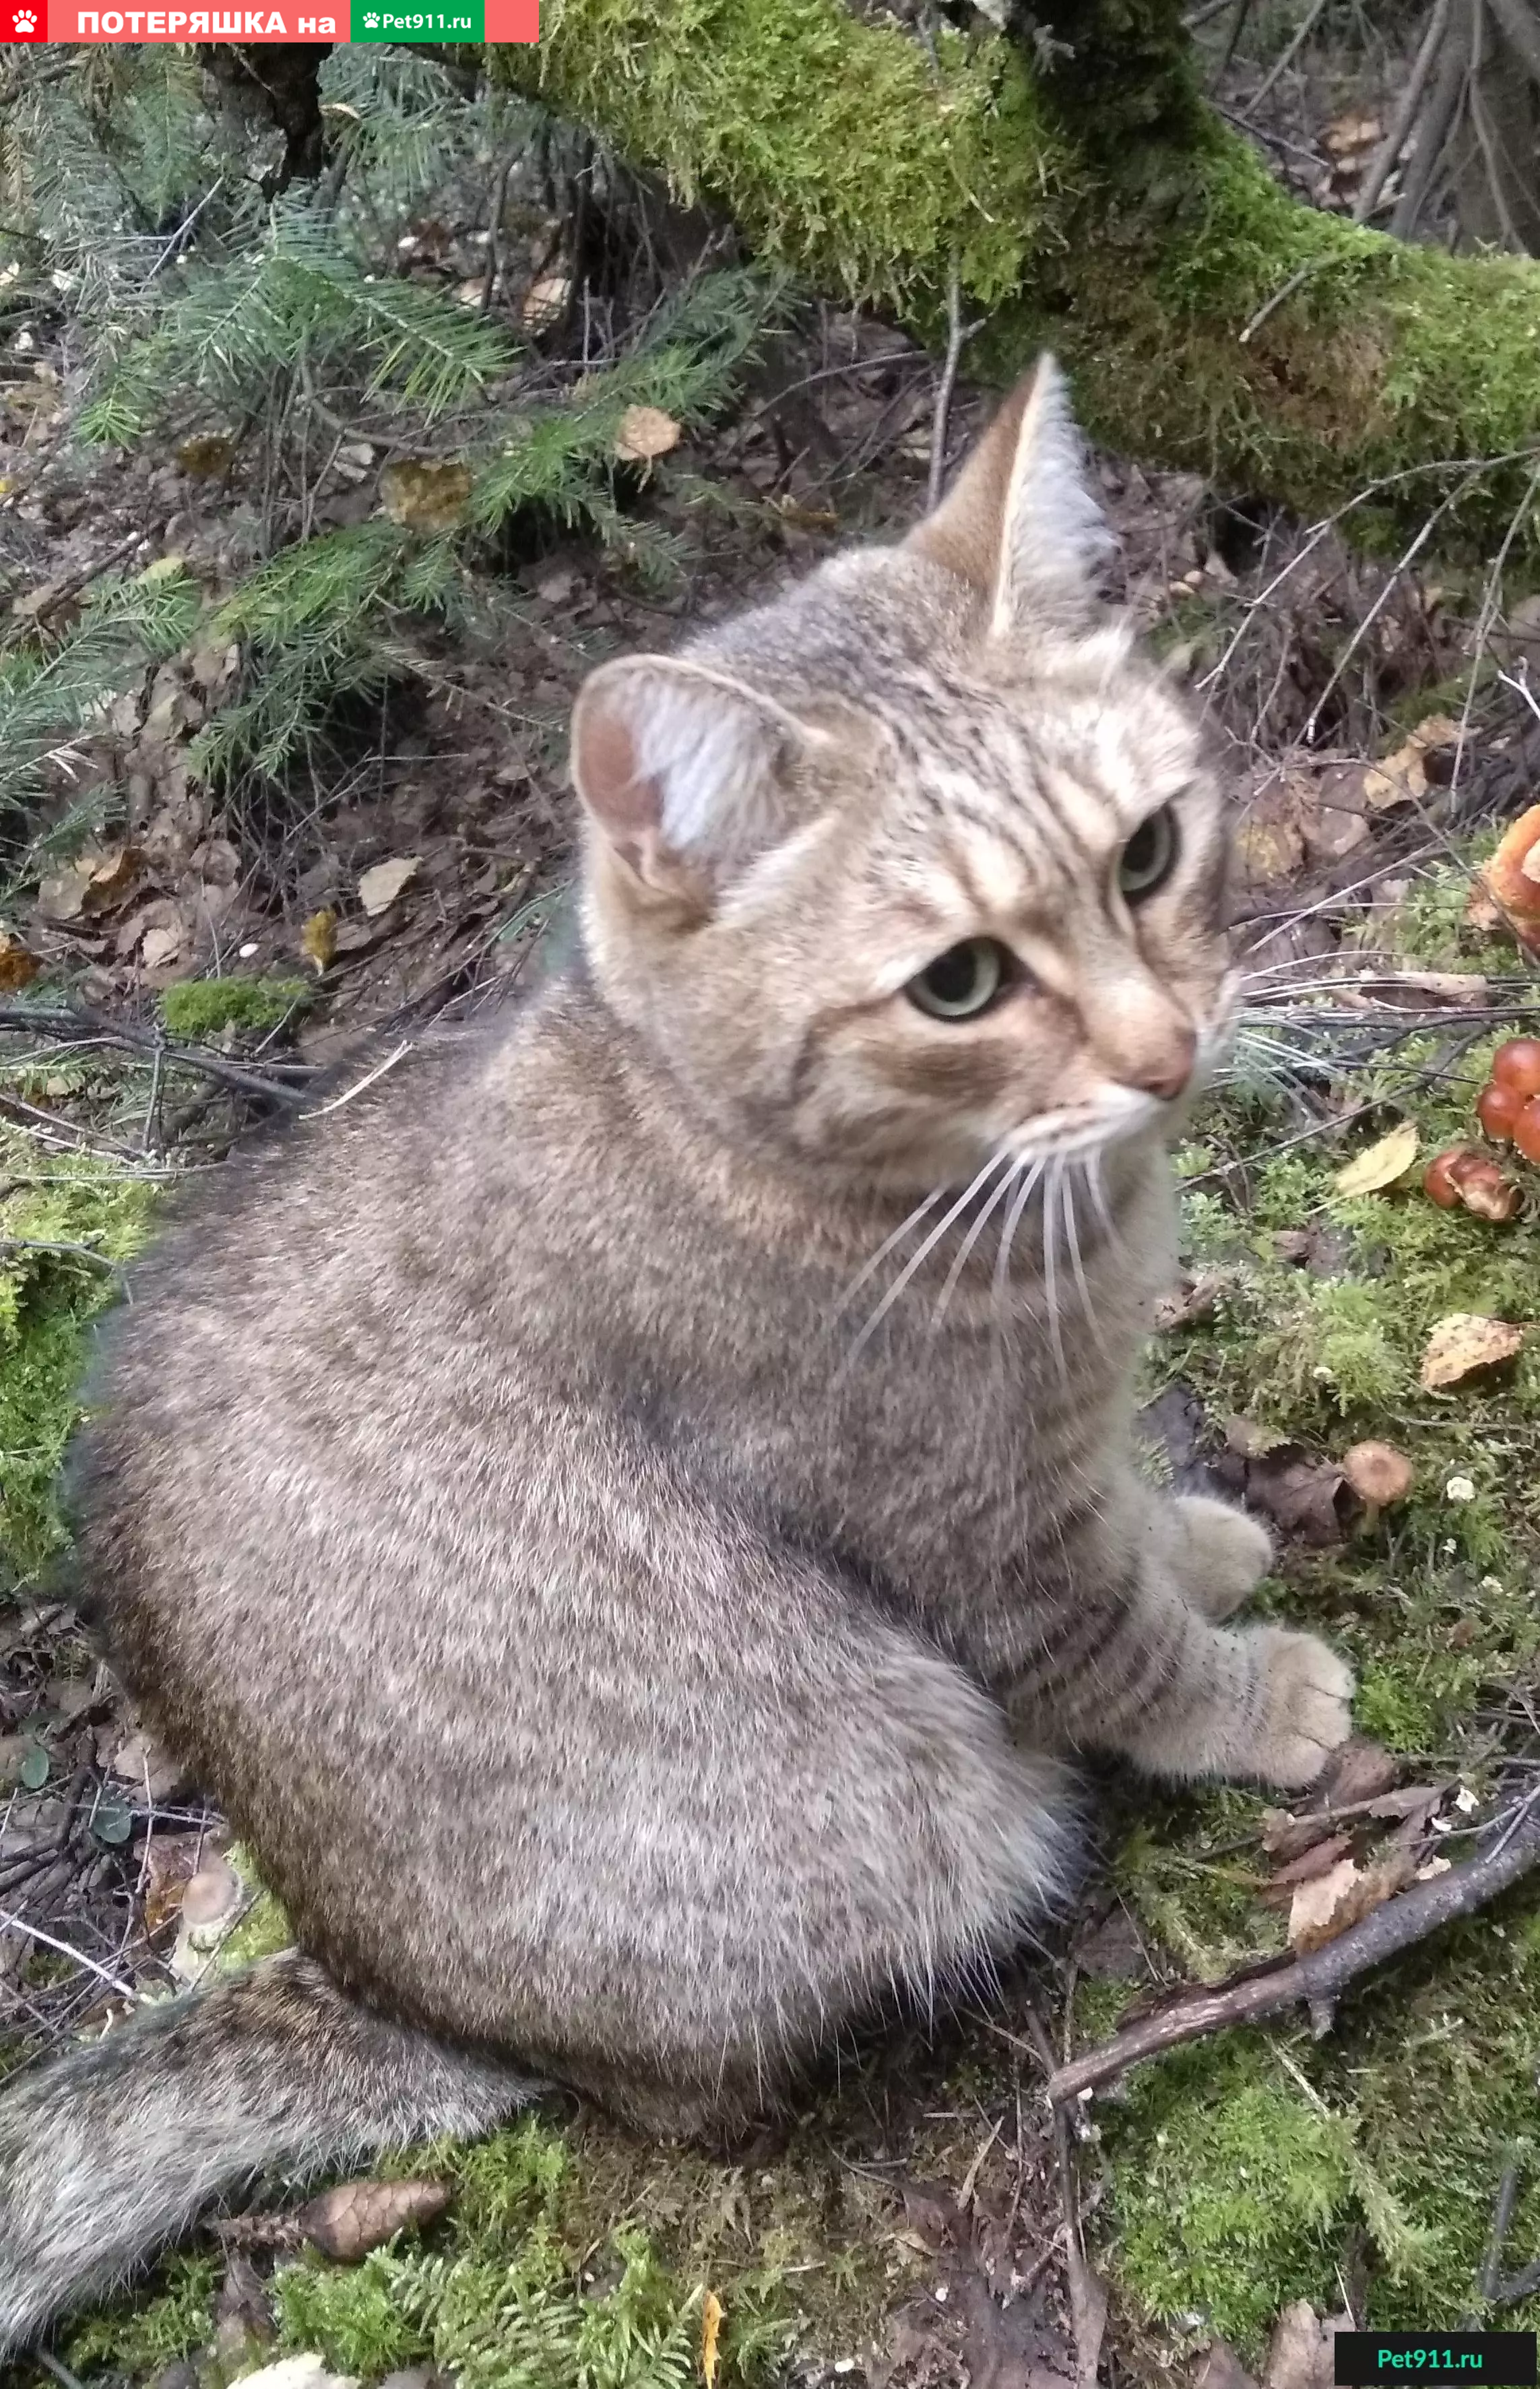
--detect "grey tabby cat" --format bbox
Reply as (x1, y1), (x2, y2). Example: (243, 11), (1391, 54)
(0, 358), (1353, 2349)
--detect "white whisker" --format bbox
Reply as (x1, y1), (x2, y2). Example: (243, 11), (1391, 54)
(1086, 1149), (1125, 1259)
(992, 1155), (1046, 1316)
(1043, 1157), (1066, 1380)
(932, 1155), (1025, 1323)
(847, 1149), (1011, 1359)
(1062, 1161), (1107, 1356)
(835, 1185), (945, 1316)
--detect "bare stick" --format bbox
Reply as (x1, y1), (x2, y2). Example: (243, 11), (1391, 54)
(0, 1005), (313, 1108)
(1045, 1789), (1540, 2106)
(1461, 2147), (1522, 2325)
(0, 1907), (139, 2002)
(1240, 0), (1329, 115)
(1391, 0), (1470, 237)
(1353, 0), (1453, 223)
(928, 265), (969, 512)
(1240, 260), (1322, 346)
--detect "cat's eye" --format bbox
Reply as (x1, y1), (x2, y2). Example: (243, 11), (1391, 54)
(1118, 804), (1179, 902)
(905, 938), (1010, 1021)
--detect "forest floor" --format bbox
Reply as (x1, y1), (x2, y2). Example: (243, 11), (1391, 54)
(6, 28), (1540, 2389)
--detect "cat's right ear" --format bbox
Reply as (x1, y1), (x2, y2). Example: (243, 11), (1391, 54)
(571, 654), (821, 905)
(906, 353), (1114, 637)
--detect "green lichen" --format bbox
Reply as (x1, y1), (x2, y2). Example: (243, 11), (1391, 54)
(0, 1124), (158, 1593)
(159, 976), (313, 1042)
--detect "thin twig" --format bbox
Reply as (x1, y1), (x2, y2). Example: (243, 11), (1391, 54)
(928, 265), (977, 512)
(1045, 1787), (1540, 2105)
(1240, 0), (1329, 115)
(0, 1907), (139, 2002)
(1461, 2148), (1523, 2325)
(1239, 260), (1323, 346)
(1353, 0), (1452, 223)
(0, 1006), (314, 1108)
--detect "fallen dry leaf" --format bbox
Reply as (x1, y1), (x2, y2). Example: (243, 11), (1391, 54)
(520, 272), (571, 329)
(701, 2289), (723, 2389)
(0, 931), (39, 990)
(139, 924), (184, 971)
(1419, 1312), (1525, 1391)
(614, 404), (681, 465)
(1361, 714), (1459, 810)
(294, 2177), (452, 2262)
(1333, 1120), (1419, 1197)
(1264, 1831), (1354, 1894)
(1244, 1445), (1352, 1546)
(358, 855), (421, 917)
(380, 459), (472, 533)
(36, 858), (98, 924)
(174, 432), (238, 480)
(1322, 110), (1381, 154)
(1312, 1737), (1399, 1808)
(1261, 2302), (1355, 2389)
(1287, 1845), (1417, 1952)
(300, 908), (338, 972)
(1194, 2340), (1260, 2389)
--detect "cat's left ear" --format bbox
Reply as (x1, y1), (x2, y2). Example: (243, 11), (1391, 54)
(571, 653), (825, 905)
(906, 353), (1114, 637)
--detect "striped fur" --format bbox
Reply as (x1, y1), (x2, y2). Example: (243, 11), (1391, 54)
(0, 360), (1351, 2349)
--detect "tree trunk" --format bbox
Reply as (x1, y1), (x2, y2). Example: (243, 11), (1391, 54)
(494, 0), (1540, 560)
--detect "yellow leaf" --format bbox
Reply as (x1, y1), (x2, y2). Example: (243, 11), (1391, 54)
(300, 908), (338, 974)
(1362, 714), (1459, 810)
(380, 459), (472, 533)
(0, 931), (39, 991)
(614, 405), (681, 466)
(520, 273), (571, 329)
(1333, 1120), (1419, 1198)
(1419, 1313), (1525, 1393)
(174, 433), (238, 480)
(701, 2289), (723, 2389)
(358, 854), (421, 916)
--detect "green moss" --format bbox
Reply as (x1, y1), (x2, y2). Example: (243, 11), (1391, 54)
(0, 1125), (158, 1593)
(263, 2118), (792, 2388)
(159, 976), (313, 1041)
(501, 0), (1069, 321)
(1103, 2036), (1353, 2355)
(64, 2254), (220, 2376)
(498, 1), (1540, 558)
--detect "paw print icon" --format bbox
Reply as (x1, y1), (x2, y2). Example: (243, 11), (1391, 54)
(11, 7), (39, 28)
(363, 9), (379, 19)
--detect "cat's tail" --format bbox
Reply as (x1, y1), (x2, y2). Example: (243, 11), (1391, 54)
(0, 1950), (536, 2356)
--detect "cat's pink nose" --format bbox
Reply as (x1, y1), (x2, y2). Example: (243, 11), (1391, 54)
(1123, 1027), (1197, 1102)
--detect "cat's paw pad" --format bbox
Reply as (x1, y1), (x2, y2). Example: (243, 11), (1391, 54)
(1250, 1628), (1355, 1787)
(1175, 1494), (1273, 1618)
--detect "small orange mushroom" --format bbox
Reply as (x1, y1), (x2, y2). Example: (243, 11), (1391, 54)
(1342, 1440), (1415, 1527)
(1482, 806), (1540, 951)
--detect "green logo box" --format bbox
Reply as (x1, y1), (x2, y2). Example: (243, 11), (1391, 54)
(351, 0), (483, 37)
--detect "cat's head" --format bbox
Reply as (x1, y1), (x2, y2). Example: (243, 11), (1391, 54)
(569, 357), (1233, 1192)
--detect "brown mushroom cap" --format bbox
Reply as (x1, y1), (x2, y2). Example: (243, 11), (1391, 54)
(1342, 1440), (1415, 1508)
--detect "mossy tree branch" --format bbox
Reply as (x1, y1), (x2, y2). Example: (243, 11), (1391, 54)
(494, 0), (1540, 561)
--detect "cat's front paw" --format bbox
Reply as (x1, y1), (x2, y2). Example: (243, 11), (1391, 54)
(1246, 1627), (1355, 1788)
(1174, 1494), (1273, 1619)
